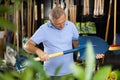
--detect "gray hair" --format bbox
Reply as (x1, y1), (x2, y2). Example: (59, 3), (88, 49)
(49, 7), (65, 21)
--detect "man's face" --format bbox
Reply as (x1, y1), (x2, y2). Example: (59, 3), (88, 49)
(51, 14), (66, 30)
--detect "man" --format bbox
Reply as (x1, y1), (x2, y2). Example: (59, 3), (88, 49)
(24, 7), (79, 79)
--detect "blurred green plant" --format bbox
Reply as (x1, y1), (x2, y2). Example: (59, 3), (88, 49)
(0, 0), (120, 80)
(0, 4), (16, 32)
(0, 0), (22, 32)
(0, 58), (50, 80)
(108, 70), (120, 80)
(71, 41), (112, 80)
(1, 41), (119, 80)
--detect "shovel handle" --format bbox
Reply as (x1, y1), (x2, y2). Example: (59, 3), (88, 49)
(34, 52), (64, 61)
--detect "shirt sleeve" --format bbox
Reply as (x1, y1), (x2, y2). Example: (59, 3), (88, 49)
(71, 22), (79, 40)
(30, 25), (45, 45)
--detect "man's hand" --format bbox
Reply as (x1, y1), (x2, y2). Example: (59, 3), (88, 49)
(40, 53), (50, 61)
(36, 50), (50, 61)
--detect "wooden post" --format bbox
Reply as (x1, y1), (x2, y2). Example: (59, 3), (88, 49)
(14, 3), (19, 52)
(65, 0), (69, 20)
(21, 0), (24, 39)
(100, 0), (104, 15)
(32, 0), (36, 34)
(113, 0), (117, 45)
(105, 0), (112, 42)
(83, 0), (89, 16)
(27, 0), (32, 38)
(69, 0), (76, 23)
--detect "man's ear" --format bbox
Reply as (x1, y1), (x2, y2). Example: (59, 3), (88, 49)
(50, 20), (55, 26)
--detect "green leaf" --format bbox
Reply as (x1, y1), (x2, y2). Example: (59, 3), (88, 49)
(0, 70), (19, 80)
(109, 71), (120, 80)
(0, 59), (4, 65)
(93, 66), (111, 80)
(85, 41), (96, 80)
(70, 64), (85, 80)
(0, 5), (14, 15)
(0, 17), (16, 32)
(26, 59), (50, 80)
(11, 0), (21, 9)
(20, 68), (34, 80)
(54, 64), (63, 75)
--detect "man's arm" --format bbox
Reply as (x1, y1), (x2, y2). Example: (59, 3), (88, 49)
(72, 40), (79, 48)
(72, 40), (79, 61)
(24, 39), (49, 61)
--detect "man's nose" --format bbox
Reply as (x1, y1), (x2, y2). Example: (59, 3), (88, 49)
(60, 23), (64, 28)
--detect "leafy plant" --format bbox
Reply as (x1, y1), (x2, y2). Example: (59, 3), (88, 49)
(0, 41), (117, 80)
(71, 41), (112, 80)
(0, 0), (120, 80)
(0, 4), (16, 32)
(107, 70), (120, 80)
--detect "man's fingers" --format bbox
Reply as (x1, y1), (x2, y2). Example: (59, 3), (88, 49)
(41, 53), (50, 61)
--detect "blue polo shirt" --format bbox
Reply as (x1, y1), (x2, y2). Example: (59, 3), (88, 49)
(31, 20), (79, 76)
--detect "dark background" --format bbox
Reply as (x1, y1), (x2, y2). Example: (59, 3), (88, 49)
(36, 0), (120, 45)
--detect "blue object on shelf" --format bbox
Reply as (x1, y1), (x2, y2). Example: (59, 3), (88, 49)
(79, 36), (109, 60)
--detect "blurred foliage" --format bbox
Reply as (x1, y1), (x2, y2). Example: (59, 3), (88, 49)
(1, 41), (119, 80)
(0, 17), (16, 32)
(106, 70), (120, 80)
(0, 5), (13, 14)
(0, 4), (16, 32)
(0, 0), (120, 80)
(71, 41), (112, 80)
(0, 58), (50, 80)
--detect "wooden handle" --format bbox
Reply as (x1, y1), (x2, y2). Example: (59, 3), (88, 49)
(105, 0), (112, 42)
(100, 0), (104, 15)
(94, 0), (97, 16)
(65, 0), (69, 19)
(113, 0), (117, 45)
(34, 52), (64, 61)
